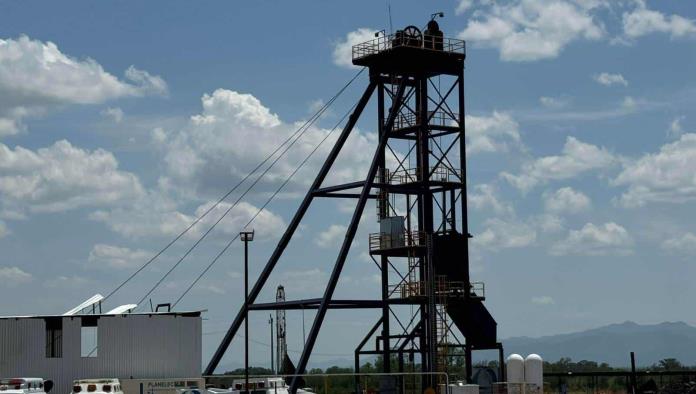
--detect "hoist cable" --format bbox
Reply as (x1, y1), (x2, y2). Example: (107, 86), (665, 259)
(104, 68), (364, 304)
(172, 99), (359, 308)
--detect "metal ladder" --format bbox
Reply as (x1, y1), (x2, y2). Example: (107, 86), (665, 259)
(435, 275), (450, 383)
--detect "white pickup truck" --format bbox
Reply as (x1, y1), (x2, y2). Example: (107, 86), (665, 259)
(0, 378), (53, 394)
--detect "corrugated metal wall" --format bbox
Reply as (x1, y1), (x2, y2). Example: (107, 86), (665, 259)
(0, 314), (201, 394)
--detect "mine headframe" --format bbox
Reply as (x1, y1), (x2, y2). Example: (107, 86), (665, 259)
(205, 19), (501, 393)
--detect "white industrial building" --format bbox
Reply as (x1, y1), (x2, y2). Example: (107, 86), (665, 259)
(0, 296), (202, 394)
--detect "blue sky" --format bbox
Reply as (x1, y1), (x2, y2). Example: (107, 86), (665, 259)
(1, 0), (696, 369)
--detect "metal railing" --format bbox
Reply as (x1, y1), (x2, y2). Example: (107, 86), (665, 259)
(388, 280), (485, 300)
(206, 372), (450, 394)
(382, 167), (463, 185)
(352, 33), (466, 61)
(389, 281), (424, 298)
(369, 231), (426, 252)
(392, 110), (459, 130)
(430, 166), (464, 183)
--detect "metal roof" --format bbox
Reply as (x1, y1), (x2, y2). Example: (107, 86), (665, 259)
(0, 310), (202, 320)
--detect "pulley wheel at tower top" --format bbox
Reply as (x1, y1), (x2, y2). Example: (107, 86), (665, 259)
(403, 25), (422, 46)
(394, 25), (423, 48)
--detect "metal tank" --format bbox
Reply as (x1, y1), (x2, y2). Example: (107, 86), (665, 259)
(505, 354), (525, 383)
(524, 354), (543, 394)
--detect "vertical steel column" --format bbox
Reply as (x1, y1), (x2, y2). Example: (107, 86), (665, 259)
(449, 189), (457, 232)
(457, 68), (474, 384)
(204, 82), (376, 375)
(377, 82), (392, 373)
(289, 81), (407, 393)
(457, 71), (470, 287)
(415, 75), (428, 375)
(414, 77), (429, 379)
(420, 75), (437, 382)
(442, 191), (447, 232)
(418, 75), (433, 244)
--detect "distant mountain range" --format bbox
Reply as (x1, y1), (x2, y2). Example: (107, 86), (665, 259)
(218, 321), (696, 371)
(503, 321), (696, 367)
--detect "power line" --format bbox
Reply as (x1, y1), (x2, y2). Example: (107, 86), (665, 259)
(104, 68), (364, 305)
(136, 97), (327, 306)
(172, 98), (359, 308)
(135, 70), (365, 308)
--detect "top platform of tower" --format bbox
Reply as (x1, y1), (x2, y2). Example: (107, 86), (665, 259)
(352, 22), (466, 77)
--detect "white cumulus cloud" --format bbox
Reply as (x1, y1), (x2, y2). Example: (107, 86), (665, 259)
(455, 0), (474, 15)
(0, 140), (144, 214)
(457, 0), (604, 62)
(501, 136), (616, 192)
(614, 134), (696, 207)
(661, 233), (696, 256)
(156, 88), (378, 200)
(333, 28), (377, 68)
(550, 222), (633, 256)
(593, 72), (628, 87)
(0, 36), (166, 136)
(466, 112), (522, 154)
(532, 213), (564, 234)
(473, 218), (537, 250)
(101, 107), (124, 123)
(0, 266), (33, 284)
(92, 198), (285, 241)
(315, 224), (347, 248)
(88, 244), (152, 270)
(622, 1), (696, 39)
(470, 184), (514, 215)
(544, 187), (591, 214)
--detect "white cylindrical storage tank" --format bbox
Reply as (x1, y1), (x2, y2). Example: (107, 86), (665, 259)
(506, 354), (525, 383)
(525, 353), (544, 394)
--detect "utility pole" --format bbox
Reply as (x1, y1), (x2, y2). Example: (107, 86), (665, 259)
(240, 230), (254, 393)
(630, 351), (637, 394)
(269, 314), (274, 374)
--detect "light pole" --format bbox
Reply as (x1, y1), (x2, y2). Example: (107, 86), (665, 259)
(269, 314), (274, 375)
(240, 230), (254, 394)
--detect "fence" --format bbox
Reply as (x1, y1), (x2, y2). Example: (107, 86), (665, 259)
(544, 370), (696, 393)
(205, 372), (450, 394)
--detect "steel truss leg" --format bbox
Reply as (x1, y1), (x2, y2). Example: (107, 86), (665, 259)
(289, 80), (408, 393)
(355, 318), (383, 394)
(204, 82), (377, 375)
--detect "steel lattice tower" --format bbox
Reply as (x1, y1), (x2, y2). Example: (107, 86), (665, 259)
(205, 20), (502, 393)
